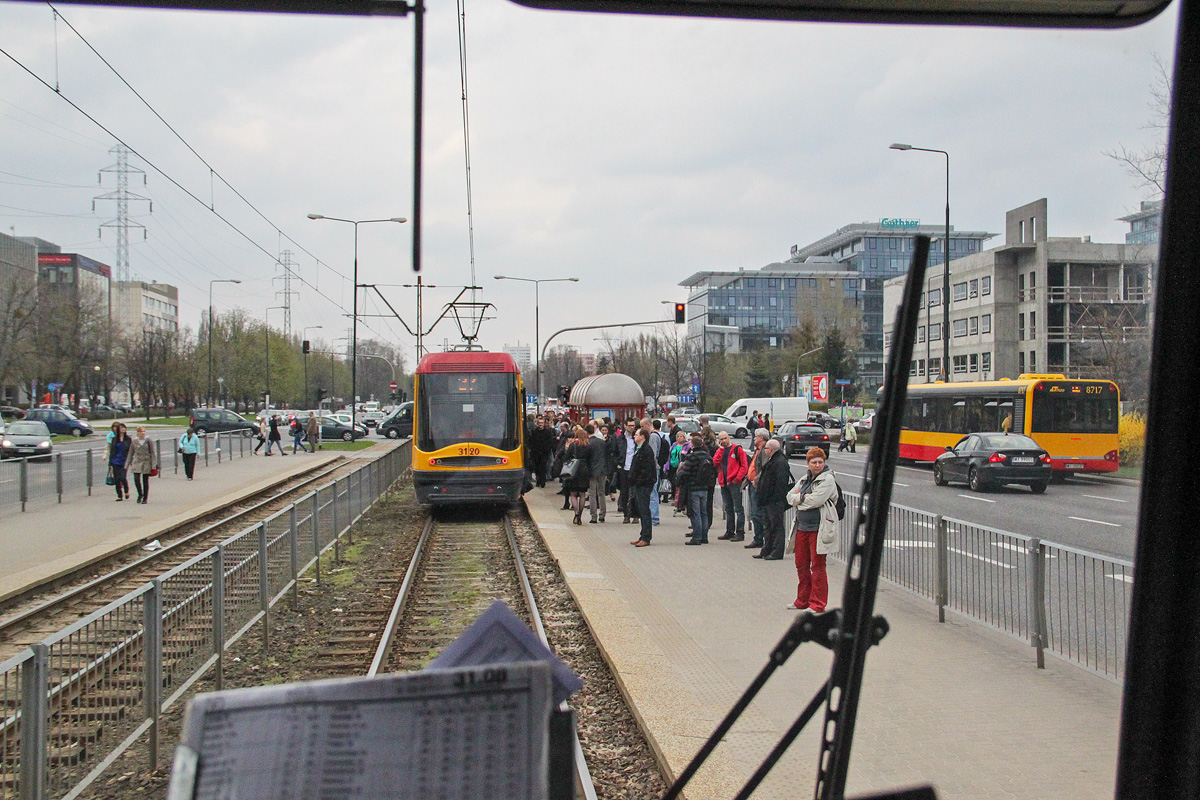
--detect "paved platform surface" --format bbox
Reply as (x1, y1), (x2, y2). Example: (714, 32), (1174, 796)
(0, 443), (398, 603)
(524, 485), (1123, 800)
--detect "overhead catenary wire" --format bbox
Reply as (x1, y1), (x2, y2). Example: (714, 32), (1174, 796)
(456, 0), (477, 304)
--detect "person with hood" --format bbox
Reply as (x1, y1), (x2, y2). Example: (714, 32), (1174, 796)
(676, 433), (717, 545)
(785, 447), (839, 611)
(754, 439), (792, 560)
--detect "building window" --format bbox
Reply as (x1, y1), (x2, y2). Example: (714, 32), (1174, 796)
(727, 296), (735, 306)
(885, 331), (893, 348)
(1029, 311), (1036, 339)
(953, 355), (969, 374)
(1018, 313), (1025, 341)
(769, 296), (777, 307)
(768, 279), (779, 289)
(982, 276), (992, 296)
(981, 352), (991, 373)
(1029, 272), (1037, 300)
(969, 279), (979, 298)
(746, 278), (756, 288)
(918, 359), (926, 376)
(787, 279), (797, 289)
(982, 314), (992, 334)
(929, 323), (942, 341)
(969, 316), (979, 335)
(969, 353), (979, 373)
(952, 319), (968, 338)
(868, 238), (878, 249)
(1018, 274), (1025, 301)
(953, 282), (968, 302)
(928, 288), (942, 307)
(910, 360), (918, 377)
(1030, 351), (1037, 371)
(917, 325), (925, 343)
(1019, 352), (1026, 372)
(929, 357), (942, 376)
(918, 292), (925, 309)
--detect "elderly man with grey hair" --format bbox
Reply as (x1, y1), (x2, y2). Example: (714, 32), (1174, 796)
(754, 438), (793, 561)
(744, 428), (771, 550)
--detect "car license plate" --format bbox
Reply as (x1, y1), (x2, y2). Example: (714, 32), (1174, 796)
(1011, 457), (1034, 464)
(1064, 463), (1083, 469)
(19, 448), (33, 454)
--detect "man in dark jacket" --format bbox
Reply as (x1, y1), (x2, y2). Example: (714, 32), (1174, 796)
(613, 419), (639, 522)
(628, 429), (658, 546)
(754, 439), (792, 560)
(528, 417), (557, 488)
(676, 433), (717, 545)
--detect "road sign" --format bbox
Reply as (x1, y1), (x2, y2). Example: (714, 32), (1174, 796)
(835, 378), (851, 386)
(691, 383), (700, 393)
(389, 381), (398, 391)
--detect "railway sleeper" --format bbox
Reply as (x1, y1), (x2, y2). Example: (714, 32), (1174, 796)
(51, 706), (129, 723)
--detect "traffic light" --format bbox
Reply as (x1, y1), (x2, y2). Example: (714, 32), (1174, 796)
(316, 388), (328, 405)
(674, 302), (686, 324)
(302, 340), (310, 354)
(559, 385), (570, 405)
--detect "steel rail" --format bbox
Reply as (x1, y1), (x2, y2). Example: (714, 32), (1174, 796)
(0, 461), (345, 636)
(366, 515), (434, 677)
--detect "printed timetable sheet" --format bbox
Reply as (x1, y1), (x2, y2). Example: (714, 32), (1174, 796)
(168, 662), (554, 800)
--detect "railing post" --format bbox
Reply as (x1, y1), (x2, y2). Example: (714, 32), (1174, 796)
(173, 436), (179, 474)
(20, 644), (48, 800)
(155, 439), (163, 480)
(1028, 537), (1047, 669)
(86, 448), (93, 496)
(20, 457), (28, 512)
(143, 580), (163, 770)
(312, 493), (322, 586)
(204, 433), (210, 467)
(935, 515), (948, 623)
(289, 504), (299, 609)
(54, 453), (63, 504)
(258, 523), (270, 652)
(332, 480), (341, 563)
(213, 546), (225, 691)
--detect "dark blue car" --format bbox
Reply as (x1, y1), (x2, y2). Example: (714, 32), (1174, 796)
(24, 408), (94, 437)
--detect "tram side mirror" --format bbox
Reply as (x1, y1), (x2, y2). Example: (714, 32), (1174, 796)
(946, 446), (954, 451)
(505, 0), (1169, 28)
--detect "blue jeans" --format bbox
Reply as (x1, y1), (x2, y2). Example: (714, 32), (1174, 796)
(688, 489), (710, 542)
(649, 474), (661, 524)
(293, 434), (308, 453)
(267, 439), (285, 455)
(721, 480), (745, 536)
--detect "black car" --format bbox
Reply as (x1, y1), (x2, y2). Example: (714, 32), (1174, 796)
(772, 422), (831, 457)
(933, 432), (1052, 493)
(319, 415), (367, 442)
(190, 407), (260, 436)
(808, 411), (844, 429)
(0, 406), (25, 420)
(378, 402), (414, 439)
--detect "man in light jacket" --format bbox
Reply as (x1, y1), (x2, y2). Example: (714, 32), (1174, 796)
(786, 447), (839, 611)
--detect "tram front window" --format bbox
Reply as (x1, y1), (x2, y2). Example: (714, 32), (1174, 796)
(418, 373), (519, 452)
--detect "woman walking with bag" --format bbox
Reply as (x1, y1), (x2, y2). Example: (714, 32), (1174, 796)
(562, 426), (593, 525)
(178, 426), (200, 480)
(129, 426), (158, 504)
(107, 423), (131, 501)
(785, 447), (838, 611)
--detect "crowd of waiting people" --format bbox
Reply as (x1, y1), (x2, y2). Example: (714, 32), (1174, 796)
(525, 411), (840, 612)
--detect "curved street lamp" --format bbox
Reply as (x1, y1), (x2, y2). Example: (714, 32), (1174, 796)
(494, 275), (580, 410)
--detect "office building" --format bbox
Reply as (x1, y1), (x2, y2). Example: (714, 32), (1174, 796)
(883, 199), (1153, 382)
(1119, 199), (1162, 245)
(112, 280), (180, 336)
(502, 343), (532, 372)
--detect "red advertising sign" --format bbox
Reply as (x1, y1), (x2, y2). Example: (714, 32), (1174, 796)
(811, 373), (829, 403)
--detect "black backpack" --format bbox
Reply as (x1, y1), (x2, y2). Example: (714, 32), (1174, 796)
(832, 480), (847, 521)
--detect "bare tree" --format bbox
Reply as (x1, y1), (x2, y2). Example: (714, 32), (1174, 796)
(0, 274), (38, 399)
(1105, 53), (1171, 197)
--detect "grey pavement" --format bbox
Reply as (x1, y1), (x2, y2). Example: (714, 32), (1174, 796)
(0, 443), (383, 603)
(525, 484), (1122, 800)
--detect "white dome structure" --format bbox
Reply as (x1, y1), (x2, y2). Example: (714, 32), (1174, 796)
(566, 373), (646, 420)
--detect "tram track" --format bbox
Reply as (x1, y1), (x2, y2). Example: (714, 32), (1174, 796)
(0, 457), (361, 660)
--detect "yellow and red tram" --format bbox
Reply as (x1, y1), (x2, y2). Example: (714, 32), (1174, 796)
(412, 351), (526, 504)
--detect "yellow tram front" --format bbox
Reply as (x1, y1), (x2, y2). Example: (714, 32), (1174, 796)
(411, 351), (525, 505)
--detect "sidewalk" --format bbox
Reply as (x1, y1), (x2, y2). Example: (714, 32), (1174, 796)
(0, 447), (347, 604)
(524, 486), (1122, 800)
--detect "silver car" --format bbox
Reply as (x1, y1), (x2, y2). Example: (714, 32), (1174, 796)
(1, 420), (53, 460)
(685, 413), (749, 438)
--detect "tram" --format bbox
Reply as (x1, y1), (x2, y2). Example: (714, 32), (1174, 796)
(895, 374), (1120, 474)
(411, 351), (526, 505)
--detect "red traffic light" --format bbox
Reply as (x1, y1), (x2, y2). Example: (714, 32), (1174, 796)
(674, 303), (686, 324)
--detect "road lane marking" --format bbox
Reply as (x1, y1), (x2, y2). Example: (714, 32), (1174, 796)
(956, 494), (996, 503)
(1082, 494), (1128, 503)
(1107, 573), (1134, 584)
(1068, 516), (1122, 528)
(833, 471), (907, 487)
(948, 547), (1015, 569)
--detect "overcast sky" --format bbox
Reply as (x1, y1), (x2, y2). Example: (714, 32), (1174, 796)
(0, 0), (1179, 378)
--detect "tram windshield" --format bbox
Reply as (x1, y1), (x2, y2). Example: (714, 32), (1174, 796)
(417, 373), (520, 452)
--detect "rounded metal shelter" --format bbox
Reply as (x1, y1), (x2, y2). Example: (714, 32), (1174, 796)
(567, 373), (646, 422)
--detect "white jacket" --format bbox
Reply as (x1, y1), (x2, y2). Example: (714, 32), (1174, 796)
(786, 467), (840, 555)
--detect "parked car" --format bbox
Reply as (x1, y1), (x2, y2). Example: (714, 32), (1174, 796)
(0, 406), (25, 420)
(378, 402), (414, 439)
(772, 421), (832, 458)
(190, 407), (260, 436)
(23, 408), (93, 437)
(807, 411), (844, 429)
(319, 415), (367, 442)
(88, 404), (120, 419)
(933, 432), (1052, 493)
(325, 412), (370, 437)
(1, 420), (53, 460)
(697, 412), (749, 438)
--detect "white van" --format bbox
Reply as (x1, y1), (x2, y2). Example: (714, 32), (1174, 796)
(723, 397), (811, 430)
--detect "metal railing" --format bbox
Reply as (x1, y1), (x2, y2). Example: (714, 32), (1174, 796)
(0, 431), (263, 513)
(832, 491), (1132, 682)
(0, 442), (410, 800)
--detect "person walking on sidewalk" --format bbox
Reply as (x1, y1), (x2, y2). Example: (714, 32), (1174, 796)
(306, 413), (321, 452)
(838, 420), (858, 453)
(628, 428), (658, 547)
(290, 416), (309, 453)
(178, 426), (200, 480)
(786, 447), (838, 611)
(128, 425), (158, 505)
(265, 415), (287, 456)
(676, 433), (716, 545)
(714, 431), (749, 541)
(107, 423), (131, 501)
(755, 440), (791, 560)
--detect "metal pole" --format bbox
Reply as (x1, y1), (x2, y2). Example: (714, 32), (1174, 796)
(304, 350), (309, 410)
(258, 523), (270, 652)
(352, 222), (359, 431)
(20, 644), (48, 800)
(412, 0), (423, 277)
(943, 152), (951, 382)
(144, 580), (163, 769)
(213, 546), (225, 691)
(535, 280), (541, 411)
(208, 283), (213, 406)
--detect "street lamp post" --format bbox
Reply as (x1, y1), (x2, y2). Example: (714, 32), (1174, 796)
(309, 214), (407, 430)
(302, 325), (323, 410)
(208, 279), (242, 405)
(358, 353), (397, 401)
(795, 346), (824, 397)
(265, 306), (286, 406)
(891, 143), (950, 382)
(494, 275), (579, 411)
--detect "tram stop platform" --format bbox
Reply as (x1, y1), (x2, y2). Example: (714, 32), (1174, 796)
(523, 486), (1123, 800)
(0, 443), (401, 605)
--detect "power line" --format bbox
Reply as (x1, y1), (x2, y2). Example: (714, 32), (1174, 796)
(456, 0), (477, 301)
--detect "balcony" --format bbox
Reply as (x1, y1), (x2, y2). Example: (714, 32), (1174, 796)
(1046, 287), (1148, 303)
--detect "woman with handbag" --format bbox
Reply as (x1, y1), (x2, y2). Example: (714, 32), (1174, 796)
(129, 425), (158, 505)
(562, 426), (593, 525)
(785, 447), (838, 611)
(106, 423), (131, 501)
(178, 426), (200, 480)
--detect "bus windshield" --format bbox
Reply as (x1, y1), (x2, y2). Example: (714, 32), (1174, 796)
(417, 373), (518, 452)
(1030, 387), (1119, 434)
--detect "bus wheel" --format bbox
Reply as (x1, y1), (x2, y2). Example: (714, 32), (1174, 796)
(968, 467), (987, 492)
(933, 463), (947, 486)
(1030, 481), (1048, 494)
